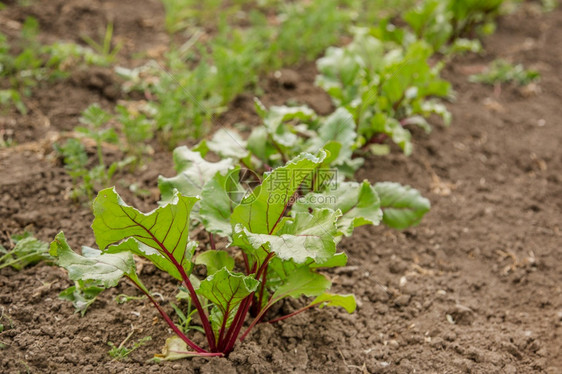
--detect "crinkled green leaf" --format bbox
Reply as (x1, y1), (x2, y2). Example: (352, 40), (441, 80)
(263, 105), (317, 134)
(309, 293), (356, 313)
(232, 208), (340, 264)
(403, 0), (452, 52)
(49, 232), (137, 288)
(316, 46), (362, 106)
(231, 151), (326, 235)
(316, 30), (451, 157)
(374, 182), (430, 229)
(158, 146), (234, 202)
(293, 181), (383, 236)
(260, 104), (317, 149)
(92, 188), (198, 280)
(195, 251), (234, 276)
(107, 238), (196, 281)
(206, 129), (249, 160)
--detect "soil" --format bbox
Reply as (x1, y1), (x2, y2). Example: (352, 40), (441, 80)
(1, 2), (561, 374)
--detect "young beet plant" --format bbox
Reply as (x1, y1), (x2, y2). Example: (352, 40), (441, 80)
(51, 149), (429, 357)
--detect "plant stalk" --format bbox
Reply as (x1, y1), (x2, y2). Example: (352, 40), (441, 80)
(122, 211), (217, 351)
(125, 276), (206, 353)
(208, 232), (216, 250)
(267, 304), (315, 324)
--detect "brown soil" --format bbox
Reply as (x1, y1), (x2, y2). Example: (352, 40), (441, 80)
(1, 2), (561, 374)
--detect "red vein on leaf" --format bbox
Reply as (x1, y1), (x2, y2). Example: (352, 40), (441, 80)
(118, 206), (217, 351)
(125, 275), (206, 353)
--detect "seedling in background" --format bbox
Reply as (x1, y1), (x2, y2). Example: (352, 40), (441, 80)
(541, 0), (558, 12)
(0, 232), (52, 270)
(116, 0), (405, 149)
(316, 29), (451, 156)
(0, 17), (42, 113)
(0, 17), (114, 114)
(469, 59), (540, 86)
(51, 146), (430, 358)
(56, 104), (134, 201)
(0, 307), (13, 349)
(54, 138), (94, 200)
(115, 294), (146, 304)
(170, 295), (205, 335)
(116, 105), (155, 161)
(58, 279), (105, 316)
(403, 0), (504, 52)
(0, 307), (15, 332)
(81, 22), (122, 63)
(108, 330), (151, 360)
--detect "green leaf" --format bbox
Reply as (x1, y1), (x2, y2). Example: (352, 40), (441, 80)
(309, 293), (356, 313)
(372, 115), (413, 156)
(374, 182), (430, 229)
(293, 181), (383, 236)
(49, 232), (137, 288)
(316, 46), (362, 105)
(260, 105), (317, 150)
(0, 236), (51, 270)
(246, 126), (272, 164)
(199, 167), (242, 237)
(311, 252), (348, 269)
(270, 267), (330, 303)
(232, 208), (340, 264)
(108, 238), (196, 282)
(267, 252), (348, 291)
(206, 129), (249, 160)
(469, 59), (540, 86)
(308, 108), (357, 166)
(231, 151), (326, 235)
(198, 268), (259, 335)
(421, 101), (452, 126)
(79, 103), (112, 128)
(58, 280), (104, 316)
(402, 116), (432, 134)
(195, 251), (234, 276)
(158, 146), (234, 202)
(263, 105), (317, 134)
(92, 188), (199, 281)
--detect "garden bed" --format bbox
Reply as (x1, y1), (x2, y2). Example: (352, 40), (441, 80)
(1, 2), (561, 373)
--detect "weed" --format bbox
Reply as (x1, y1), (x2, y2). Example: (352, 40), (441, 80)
(80, 22), (122, 63)
(108, 330), (151, 360)
(469, 59), (540, 86)
(0, 232), (52, 270)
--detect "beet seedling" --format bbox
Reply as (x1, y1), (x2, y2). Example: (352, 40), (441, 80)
(469, 59), (540, 86)
(403, 0), (504, 53)
(316, 29), (452, 156)
(51, 149), (429, 358)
